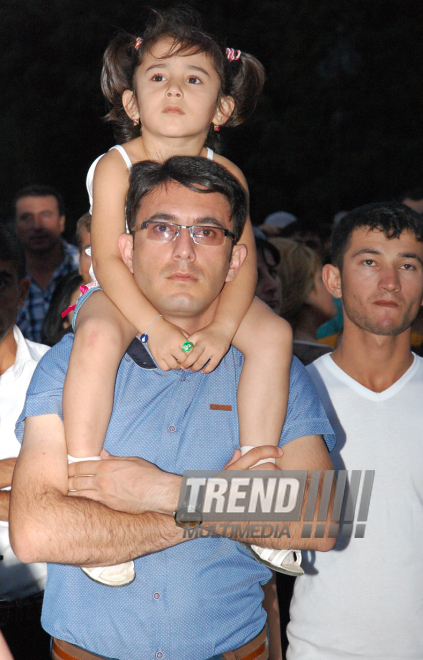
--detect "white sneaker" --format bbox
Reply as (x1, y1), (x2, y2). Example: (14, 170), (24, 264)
(247, 545), (304, 576)
(81, 561), (136, 587)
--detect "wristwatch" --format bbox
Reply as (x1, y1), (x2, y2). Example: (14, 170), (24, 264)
(173, 507), (202, 529)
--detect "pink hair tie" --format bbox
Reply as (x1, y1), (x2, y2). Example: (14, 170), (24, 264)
(226, 48), (241, 62)
(134, 37), (142, 50)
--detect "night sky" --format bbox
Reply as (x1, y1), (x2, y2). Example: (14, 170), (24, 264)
(1, 0), (423, 238)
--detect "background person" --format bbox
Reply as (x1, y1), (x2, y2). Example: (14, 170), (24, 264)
(287, 202), (423, 659)
(272, 238), (337, 365)
(0, 226), (50, 660)
(14, 185), (79, 342)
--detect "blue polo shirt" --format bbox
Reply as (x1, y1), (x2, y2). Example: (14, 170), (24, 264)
(16, 335), (334, 660)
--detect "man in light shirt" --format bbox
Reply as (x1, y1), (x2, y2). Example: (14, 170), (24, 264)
(287, 202), (423, 659)
(0, 225), (50, 659)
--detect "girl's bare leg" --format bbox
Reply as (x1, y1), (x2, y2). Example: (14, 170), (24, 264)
(232, 297), (292, 451)
(63, 290), (137, 458)
(233, 298), (303, 576)
(63, 290), (137, 586)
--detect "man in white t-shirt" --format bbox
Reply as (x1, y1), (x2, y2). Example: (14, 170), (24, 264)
(0, 225), (50, 659)
(287, 202), (423, 660)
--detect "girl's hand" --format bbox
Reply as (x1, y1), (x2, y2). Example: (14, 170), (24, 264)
(146, 317), (189, 370)
(179, 321), (234, 373)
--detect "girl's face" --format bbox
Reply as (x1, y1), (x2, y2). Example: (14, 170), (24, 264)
(123, 38), (233, 142)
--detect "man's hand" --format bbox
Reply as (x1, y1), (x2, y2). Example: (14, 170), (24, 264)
(68, 450), (181, 515)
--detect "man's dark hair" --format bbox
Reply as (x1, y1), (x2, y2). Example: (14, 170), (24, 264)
(0, 224), (26, 280)
(12, 185), (66, 217)
(126, 156), (247, 241)
(255, 237), (280, 266)
(331, 202), (423, 270)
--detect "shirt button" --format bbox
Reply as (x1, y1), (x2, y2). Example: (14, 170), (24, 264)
(156, 652), (163, 659)
(168, 425), (176, 433)
(153, 592), (160, 600)
(181, 377), (186, 382)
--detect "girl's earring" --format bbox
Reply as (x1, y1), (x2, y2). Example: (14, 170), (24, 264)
(214, 125), (221, 132)
(133, 119), (140, 126)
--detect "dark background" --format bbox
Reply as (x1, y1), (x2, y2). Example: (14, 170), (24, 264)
(1, 0), (423, 238)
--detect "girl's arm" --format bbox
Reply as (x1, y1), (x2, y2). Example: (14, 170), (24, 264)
(90, 150), (189, 369)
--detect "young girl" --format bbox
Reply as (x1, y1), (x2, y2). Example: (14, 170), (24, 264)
(65, 7), (300, 587)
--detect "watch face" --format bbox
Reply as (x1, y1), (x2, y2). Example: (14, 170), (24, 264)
(174, 506), (202, 528)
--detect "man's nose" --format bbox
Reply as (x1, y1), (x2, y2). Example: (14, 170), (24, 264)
(32, 213), (45, 229)
(171, 227), (196, 261)
(379, 266), (401, 292)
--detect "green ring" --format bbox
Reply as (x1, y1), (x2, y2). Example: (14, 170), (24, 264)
(182, 341), (194, 353)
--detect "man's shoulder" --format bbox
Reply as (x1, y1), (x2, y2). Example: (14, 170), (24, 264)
(29, 334), (73, 389)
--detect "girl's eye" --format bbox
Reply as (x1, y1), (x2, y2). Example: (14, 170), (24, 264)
(363, 259), (375, 266)
(187, 75), (201, 84)
(151, 74), (166, 82)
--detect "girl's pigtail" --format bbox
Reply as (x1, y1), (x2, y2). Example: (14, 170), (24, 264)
(101, 33), (142, 143)
(224, 52), (266, 127)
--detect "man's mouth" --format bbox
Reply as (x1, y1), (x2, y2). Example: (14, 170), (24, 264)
(374, 300), (399, 308)
(167, 271), (197, 282)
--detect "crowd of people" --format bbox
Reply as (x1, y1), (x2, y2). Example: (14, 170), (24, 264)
(1, 7), (423, 660)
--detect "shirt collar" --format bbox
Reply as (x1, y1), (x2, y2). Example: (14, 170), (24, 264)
(0, 326), (34, 383)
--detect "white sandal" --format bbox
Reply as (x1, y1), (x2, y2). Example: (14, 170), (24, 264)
(247, 545), (304, 576)
(81, 561), (136, 587)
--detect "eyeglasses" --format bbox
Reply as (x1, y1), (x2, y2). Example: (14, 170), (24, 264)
(131, 221), (236, 246)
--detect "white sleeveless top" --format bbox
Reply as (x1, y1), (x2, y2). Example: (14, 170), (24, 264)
(86, 145), (214, 279)
(86, 145), (215, 213)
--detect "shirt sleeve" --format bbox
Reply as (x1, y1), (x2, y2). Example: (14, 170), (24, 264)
(280, 356), (335, 451)
(15, 335), (73, 444)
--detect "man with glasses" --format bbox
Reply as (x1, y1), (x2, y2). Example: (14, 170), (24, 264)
(10, 156), (335, 660)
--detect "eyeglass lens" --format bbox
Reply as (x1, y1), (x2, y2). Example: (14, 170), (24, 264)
(146, 222), (225, 246)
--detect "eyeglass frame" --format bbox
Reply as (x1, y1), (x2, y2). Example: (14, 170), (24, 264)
(130, 220), (237, 245)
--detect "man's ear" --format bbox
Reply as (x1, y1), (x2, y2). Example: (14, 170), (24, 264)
(225, 244), (248, 283)
(122, 90), (139, 121)
(17, 277), (30, 309)
(59, 215), (65, 234)
(118, 233), (134, 273)
(322, 263), (342, 299)
(212, 95), (235, 128)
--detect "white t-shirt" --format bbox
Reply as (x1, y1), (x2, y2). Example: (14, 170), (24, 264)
(287, 352), (423, 660)
(0, 326), (49, 600)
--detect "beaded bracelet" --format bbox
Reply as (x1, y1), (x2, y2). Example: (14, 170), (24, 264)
(140, 314), (163, 344)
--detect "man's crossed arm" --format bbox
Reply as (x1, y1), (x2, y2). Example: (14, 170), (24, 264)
(10, 413), (335, 566)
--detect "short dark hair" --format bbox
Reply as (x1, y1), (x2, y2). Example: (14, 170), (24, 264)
(331, 202), (423, 270)
(12, 185), (66, 217)
(126, 156), (247, 241)
(255, 237), (280, 267)
(0, 224), (26, 280)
